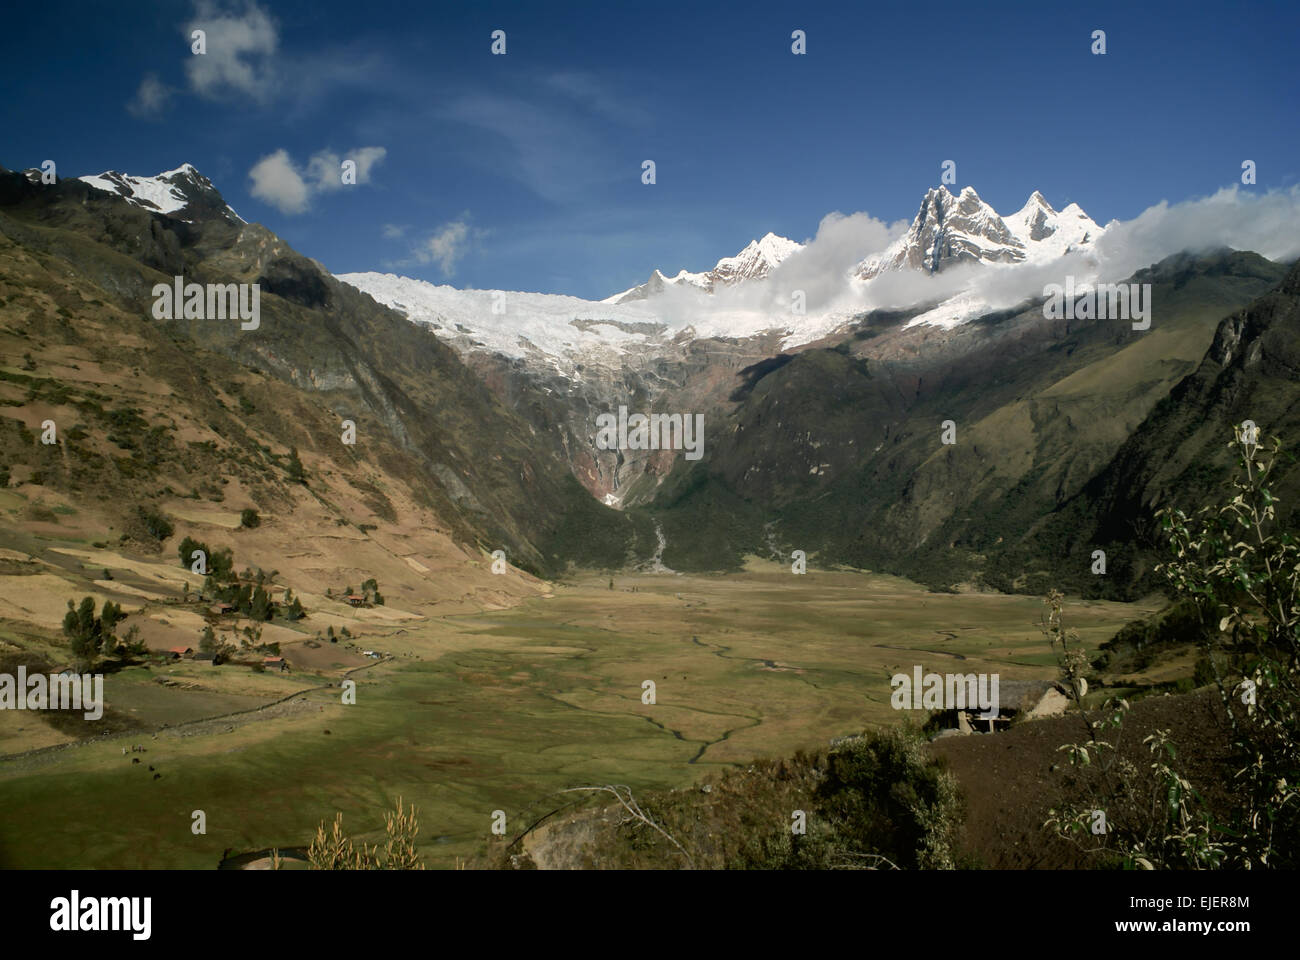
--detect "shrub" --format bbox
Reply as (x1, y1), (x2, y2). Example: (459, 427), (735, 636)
(1155, 426), (1300, 867)
(812, 725), (962, 869)
(1048, 425), (1300, 869)
(239, 508), (260, 529)
(136, 505), (174, 541)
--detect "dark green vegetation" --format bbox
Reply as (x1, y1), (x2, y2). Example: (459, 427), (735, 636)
(497, 725), (961, 870)
(62, 595), (127, 668)
(1092, 599), (1205, 675)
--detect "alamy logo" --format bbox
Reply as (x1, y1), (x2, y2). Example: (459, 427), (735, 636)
(0, 668), (102, 720)
(50, 890), (151, 940)
(890, 666), (999, 718)
(152, 276), (260, 330)
(1043, 278), (1152, 330)
(595, 406), (704, 461)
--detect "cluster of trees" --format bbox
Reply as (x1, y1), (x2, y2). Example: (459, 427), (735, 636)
(62, 597), (143, 668)
(199, 623), (285, 667)
(343, 578), (384, 605)
(176, 535), (305, 621)
(198, 625), (234, 664)
(497, 725), (961, 871)
(218, 581), (304, 622)
(327, 582), (383, 605)
(178, 535), (233, 582)
(134, 505), (174, 542)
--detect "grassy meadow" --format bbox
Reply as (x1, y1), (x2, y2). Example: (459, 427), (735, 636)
(0, 562), (1160, 869)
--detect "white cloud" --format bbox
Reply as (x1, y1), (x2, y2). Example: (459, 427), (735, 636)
(382, 223), (407, 240)
(127, 74), (174, 118)
(644, 211), (907, 321)
(246, 146), (386, 215)
(184, 1), (279, 102)
(416, 220), (472, 276)
(308, 146), (388, 192)
(845, 185), (1300, 326)
(248, 149), (309, 214)
(617, 185), (1300, 337)
(763, 212), (908, 312)
(1094, 185), (1300, 281)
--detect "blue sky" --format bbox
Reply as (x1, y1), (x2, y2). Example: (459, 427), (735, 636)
(3, 0), (1298, 299)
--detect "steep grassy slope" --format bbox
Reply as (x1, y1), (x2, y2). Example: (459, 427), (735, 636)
(0, 164), (638, 580)
(1026, 257), (1300, 596)
(648, 251), (1292, 594)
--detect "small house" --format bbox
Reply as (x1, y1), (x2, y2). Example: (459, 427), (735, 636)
(931, 679), (1068, 736)
(210, 602), (236, 616)
(194, 651), (217, 666)
(345, 594), (367, 607)
(166, 646), (194, 660)
(263, 656), (288, 672)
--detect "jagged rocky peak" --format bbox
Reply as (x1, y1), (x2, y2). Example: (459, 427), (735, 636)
(857, 185), (1105, 280)
(1011, 190), (1058, 242)
(858, 185), (1024, 279)
(711, 232), (803, 284)
(78, 163), (245, 225)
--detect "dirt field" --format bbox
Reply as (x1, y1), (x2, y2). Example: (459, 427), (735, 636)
(929, 688), (1236, 868)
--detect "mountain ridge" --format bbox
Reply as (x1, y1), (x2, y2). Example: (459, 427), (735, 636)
(605, 231), (804, 303)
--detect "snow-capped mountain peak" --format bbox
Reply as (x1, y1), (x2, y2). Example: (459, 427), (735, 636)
(856, 185), (1103, 280)
(77, 164), (245, 225)
(710, 232), (803, 285)
(1005, 192), (1104, 260)
(857, 185), (1019, 279)
(606, 231), (803, 303)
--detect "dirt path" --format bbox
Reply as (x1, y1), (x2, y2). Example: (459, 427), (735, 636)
(0, 655), (394, 765)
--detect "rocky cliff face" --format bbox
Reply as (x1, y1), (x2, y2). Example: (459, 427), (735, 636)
(458, 327), (788, 506)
